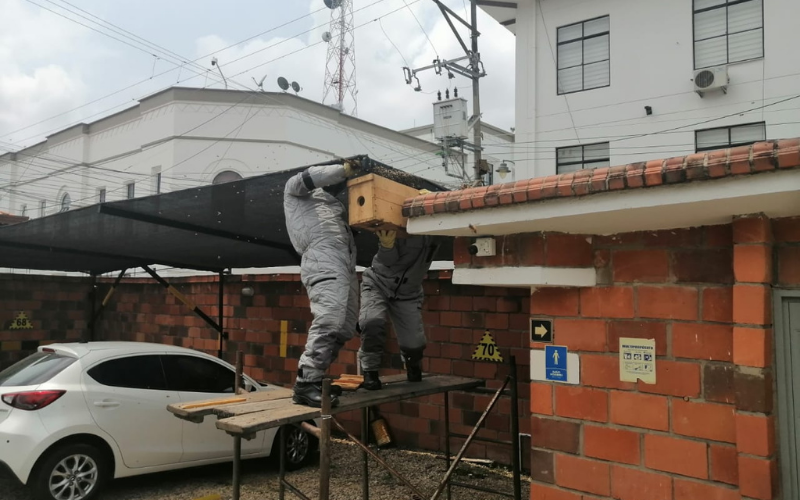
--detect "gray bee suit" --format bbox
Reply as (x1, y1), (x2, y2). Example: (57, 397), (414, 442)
(358, 235), (439, 371)
(284, 165), (359, 383)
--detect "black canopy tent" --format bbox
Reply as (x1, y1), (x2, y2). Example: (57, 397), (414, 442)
(0, 156), (451, 355)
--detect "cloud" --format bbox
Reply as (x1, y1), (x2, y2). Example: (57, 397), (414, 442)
(191, 0), (515, 132)
(0, 0), (91, 145)
(0, 0), (515, 150)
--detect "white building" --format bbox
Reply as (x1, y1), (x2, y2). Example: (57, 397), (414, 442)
(480, 0), (800, 179)
(0, 87), (461, 219)
(403, 121), (516, 184)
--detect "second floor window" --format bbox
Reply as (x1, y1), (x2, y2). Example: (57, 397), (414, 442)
(556, 142), (611, 174)
(557, 16), (610, 94)
(59, 193), (71, 213)
(695, 122), (765, 151)
(694, 0), (763, 69)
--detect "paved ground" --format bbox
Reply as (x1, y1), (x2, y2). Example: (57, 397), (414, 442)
(3, 439), (530, 500)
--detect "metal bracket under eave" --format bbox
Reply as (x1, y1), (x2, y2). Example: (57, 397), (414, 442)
(141, 265), (224, 335)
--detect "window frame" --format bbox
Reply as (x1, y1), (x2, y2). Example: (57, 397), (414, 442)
(694, 121), (766, 152)
(212, 170), (244, 185)
(59, 192), (71, 213)
(692, 0), (764, 70)
(161, 354), (240, 394)
(556, 15), (611, 95)
(555, 142), (611, 174)
(87, 354), (168, 391)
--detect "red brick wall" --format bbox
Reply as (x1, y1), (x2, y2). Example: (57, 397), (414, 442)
(91, 271), (531, 464)
(515, 217), (800, 500)
(0, 274), (89, 368)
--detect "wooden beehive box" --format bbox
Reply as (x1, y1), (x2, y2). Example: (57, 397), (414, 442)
(347, 173), (420, 234)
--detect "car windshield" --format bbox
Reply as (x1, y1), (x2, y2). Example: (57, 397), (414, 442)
(0, 351), (76, 387)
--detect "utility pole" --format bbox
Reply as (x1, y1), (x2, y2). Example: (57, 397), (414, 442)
(403, 0), (487, 183)
(470, 0), (482, 181)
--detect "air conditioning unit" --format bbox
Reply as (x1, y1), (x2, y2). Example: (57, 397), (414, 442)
(694, 66), (728, 97)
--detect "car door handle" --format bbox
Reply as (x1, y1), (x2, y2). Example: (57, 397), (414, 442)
(93, 400), (120, 408)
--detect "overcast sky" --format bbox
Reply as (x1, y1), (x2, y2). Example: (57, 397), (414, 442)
(0, 0), (515, 150)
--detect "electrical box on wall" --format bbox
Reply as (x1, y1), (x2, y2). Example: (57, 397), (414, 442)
(433, 98), (468, 140)
(468, 237), (496, 257)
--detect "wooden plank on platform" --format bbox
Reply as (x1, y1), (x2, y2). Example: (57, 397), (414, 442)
(168, 386), (293, 420)
(216, 375), (483, 436)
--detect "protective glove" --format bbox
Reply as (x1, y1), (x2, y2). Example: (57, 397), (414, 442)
(418, 189), (431, 195)
(376, 230), (396, 249)
(343, 160), (360, 178)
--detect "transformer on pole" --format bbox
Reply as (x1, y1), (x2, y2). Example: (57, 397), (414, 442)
(402, 0), (487, 184)
(322, 0), (358, 116)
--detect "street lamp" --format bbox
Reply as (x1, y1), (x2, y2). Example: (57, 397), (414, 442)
(496, 160), (515, 182)
(211, 57), (228, 90)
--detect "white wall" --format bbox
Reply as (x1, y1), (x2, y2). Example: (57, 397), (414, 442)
(0, 90), (452, 218)
(512, 0), (800, 179)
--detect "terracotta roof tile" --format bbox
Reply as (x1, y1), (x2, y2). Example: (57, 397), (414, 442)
(403, 140), (800, 218)
(0, 213), (28, 226)
(625, 162), (646, 188)
(777, 138), (800, 168)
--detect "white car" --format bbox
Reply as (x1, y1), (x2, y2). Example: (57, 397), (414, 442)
(0, 342), (317, 500)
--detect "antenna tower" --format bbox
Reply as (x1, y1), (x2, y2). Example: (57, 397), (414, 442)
(321, 0), (357, 115)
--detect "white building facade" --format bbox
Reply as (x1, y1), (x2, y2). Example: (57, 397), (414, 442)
(0, 87), (457, 219)
(481, 0), (800, 179)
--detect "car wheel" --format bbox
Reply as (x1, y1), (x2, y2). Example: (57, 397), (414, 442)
(30, 443), (109, 500)
(273, 424), (317, 471)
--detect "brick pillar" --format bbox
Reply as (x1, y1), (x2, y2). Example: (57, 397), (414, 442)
(731, 215), (778, 500)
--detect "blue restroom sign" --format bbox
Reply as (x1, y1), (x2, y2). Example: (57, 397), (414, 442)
(545, 345), (568, 382)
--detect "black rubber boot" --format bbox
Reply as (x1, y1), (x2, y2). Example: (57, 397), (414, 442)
(402, 349), (424, 382)
(293, 381), (340, 408)
(359, 371), (382, 391)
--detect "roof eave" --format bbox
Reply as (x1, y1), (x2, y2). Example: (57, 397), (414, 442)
(407, 168), (800, 237)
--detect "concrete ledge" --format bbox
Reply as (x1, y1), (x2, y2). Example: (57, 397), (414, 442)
(452, 266), (596, 288)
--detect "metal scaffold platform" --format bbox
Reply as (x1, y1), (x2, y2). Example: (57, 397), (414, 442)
(167, 355), (523, 500)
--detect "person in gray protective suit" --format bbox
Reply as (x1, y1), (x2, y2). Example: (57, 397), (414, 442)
(284, 160), (359, 408)
(358, 228), (440, 390)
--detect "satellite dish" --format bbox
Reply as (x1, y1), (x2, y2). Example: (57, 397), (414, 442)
(277, 77), (289, 91)
(291, 81), (301, 93)
(322, 31), (332, 43)
(324, 0), (342, 8)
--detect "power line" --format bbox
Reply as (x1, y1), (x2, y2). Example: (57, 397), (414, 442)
(4, 0), (471, 199)
(537, 3), (580, 143)
(402, 0), (439, 57)
(378, 18), (410, 66)
(2, 1), (432, 199)
(0, 1), (333, 143)
(3, 0), (399, 150)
